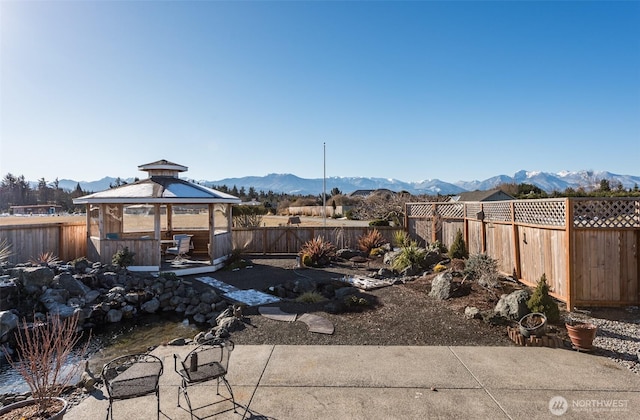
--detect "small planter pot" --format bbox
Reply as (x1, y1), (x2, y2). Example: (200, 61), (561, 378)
(0, 397), (67, 420)
(565, 322), (598, 351)
(519, 312), (547, 337)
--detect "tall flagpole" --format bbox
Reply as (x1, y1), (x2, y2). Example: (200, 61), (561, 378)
(323, 142), (326, 228)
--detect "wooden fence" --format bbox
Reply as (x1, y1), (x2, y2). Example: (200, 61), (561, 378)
(233, 226), (400, 254)
(406, 198), (640, 308)
(0, 222), (87, 263)
(0, 223), (400, 264)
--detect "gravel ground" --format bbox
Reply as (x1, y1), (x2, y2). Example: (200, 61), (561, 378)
(567, 307), (640, 375)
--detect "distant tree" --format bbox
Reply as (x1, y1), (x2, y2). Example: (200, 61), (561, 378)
(598, 179), (611, 192)
(330, 187), (342, 196)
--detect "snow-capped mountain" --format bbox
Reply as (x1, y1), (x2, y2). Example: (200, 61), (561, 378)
(56, 170), (640, 196)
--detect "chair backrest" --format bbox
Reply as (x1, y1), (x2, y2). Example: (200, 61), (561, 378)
(102, 353), (164, 399)
(170, 234), (191, 254)
(179, 339), (234, 381)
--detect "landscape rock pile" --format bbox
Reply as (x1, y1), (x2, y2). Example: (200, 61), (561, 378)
(0, 258), (237, 353)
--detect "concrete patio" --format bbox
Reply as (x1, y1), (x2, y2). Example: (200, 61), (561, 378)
(65, 345), (640, 420)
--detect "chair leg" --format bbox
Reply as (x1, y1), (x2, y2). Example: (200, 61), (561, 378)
(156, 388), (160, 420)
(221, 377), (237, 413)
(106, 399), (113, 420)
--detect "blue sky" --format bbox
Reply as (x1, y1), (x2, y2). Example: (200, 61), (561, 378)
(1, 1), (639, 185)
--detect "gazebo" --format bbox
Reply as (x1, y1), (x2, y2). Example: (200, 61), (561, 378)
(73, 159), (241, 274)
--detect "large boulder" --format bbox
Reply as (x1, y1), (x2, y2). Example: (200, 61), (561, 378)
(494, 290), (530, 320)
(106, 309), (123, 323)
(0, 277), (19, 311)
(0, 310), (19, 342)
(429, 272), (453, 300)
(141, 298), (160, 314)
(54, 273), (91, 297)
(15, 266), (54, 294)
(39, 289), (76, 318)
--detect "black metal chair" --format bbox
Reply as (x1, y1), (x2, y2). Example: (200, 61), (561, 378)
(101, 353), (164, 420)
(174, 339), (237, 419)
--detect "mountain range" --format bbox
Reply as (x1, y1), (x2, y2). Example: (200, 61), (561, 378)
(56, 170), (640, 196)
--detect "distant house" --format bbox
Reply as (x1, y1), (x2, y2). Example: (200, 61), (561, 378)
(10, 204), (62, 215)
(349, 188), (396, 198)
(449, 189), (514, 202)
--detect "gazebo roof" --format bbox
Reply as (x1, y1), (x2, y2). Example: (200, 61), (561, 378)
(73, 160), (241, 205)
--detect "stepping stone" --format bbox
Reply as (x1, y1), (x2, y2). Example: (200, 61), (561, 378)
(297, 313), (334, 335)
(223, 289), (281, 307)
(196, 276), (239, 293)
(338, 275), (397, 290)
(259, 306), (297, 322)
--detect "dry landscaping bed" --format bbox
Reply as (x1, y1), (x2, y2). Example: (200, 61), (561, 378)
(203, 256), (517, 346)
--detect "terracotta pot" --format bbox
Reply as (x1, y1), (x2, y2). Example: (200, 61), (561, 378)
(0, 397), (67, 420)
(565, 322), (597, 351)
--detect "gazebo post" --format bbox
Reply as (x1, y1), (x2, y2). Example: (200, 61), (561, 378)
(167, 204), (173, 236)
(208, 203), (215, 265)
(154, 203), (161, 265)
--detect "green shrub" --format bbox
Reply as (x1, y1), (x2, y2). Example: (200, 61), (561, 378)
(392, 241), (428, 273)
(299, 236), (336, 267)
(112, 246), (135, 269)
(448, 229), (468, 259)
(464, 253), (499, 287)
(345, 209), (356, 220)
(427, 240), (447, 254)
(393, 230), (411, 248)
(295, 291), (327, 303)
(344, 295), (370, 307)
(368, 219), (390, 227)
(527, 273), (560, 323)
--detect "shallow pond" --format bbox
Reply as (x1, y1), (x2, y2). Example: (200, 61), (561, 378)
(0, 314), (206, 395)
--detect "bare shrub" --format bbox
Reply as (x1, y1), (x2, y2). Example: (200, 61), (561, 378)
(3, 313), (89, 415)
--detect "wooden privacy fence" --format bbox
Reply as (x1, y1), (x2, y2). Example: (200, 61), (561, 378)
(406, 198), (640, 308)
(1, 223), (400, 265)
(0, 222), (86, 263)
(233, 226), (401, 254)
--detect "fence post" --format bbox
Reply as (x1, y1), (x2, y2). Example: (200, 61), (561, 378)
(511, 201), (521, 280)
(565, 197), (574, 311)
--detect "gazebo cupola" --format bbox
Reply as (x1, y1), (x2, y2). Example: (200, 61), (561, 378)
(139, 159), (188, 179)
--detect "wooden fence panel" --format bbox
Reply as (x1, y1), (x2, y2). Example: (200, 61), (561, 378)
(60, 223), (87, 261)
(485, 223), (515, 276)
(517, 226), (567, 301)
(232, 226), (401, 254)
(441, 220), (464, 248)
(466, 220), (483, 255)
(1, 224), (62, 264)
(572, 229), (640, 306)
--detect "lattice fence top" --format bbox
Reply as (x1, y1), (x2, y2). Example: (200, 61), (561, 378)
(482, 202), (512, 222)
(573, 198), (640, 228)
(515, 200), (566, 226)
(435, 203), (464, 218)
(406, 202), (465, 218)
(406, 203), (434, 218)
(465, 202), (482, 218)
(407, 198), (639, 228)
